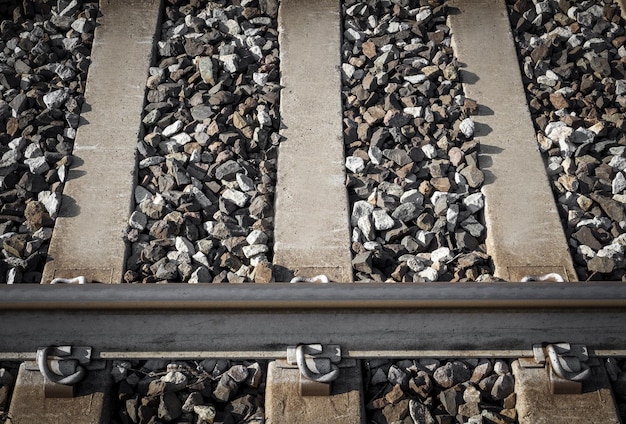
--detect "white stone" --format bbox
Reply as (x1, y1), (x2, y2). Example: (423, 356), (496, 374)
(220, 54), (240, 73)
(577, 245), (596, 257)
(609, 156), (626, 171)
(346, 156), (365, 173)
(372, 209), (395, 231)
(225, 19), (241, 35)
(195, 56), (216, 85)
(344, 28), (364, 42)
(24, 142), (43, 159)
(222, 188), (250, 207)
(459, 118), (475, 138)
(192, 251), (210, 268)
(342, 63), (355, 79)
(400, 189), (423, 204)
(404, 74), (427, 84)
(253, 72), (268, 86)
(415, 230), (433, 248)
(194, 405), (216, 422)
(38, 191), (61, 219)
(176, 236), (195, 254)
(128, 211), (147, 230)
(421, 144), (436, 159)
(418, 267), (438, 281)
(446, 204), (459, 231)
(431, 247), (452, 264)
(162, 120), (183, 137)
(403, 106), (423, 118)
(236, 173), (255, 192)
(351, 200), (374, 226)
(358, 215), (375, 241)
(406, 256), (425, 272)
(246, 230), (268, 245)
(463, 192), (485, 213)
(414, 8), (432, 25)
(242, 244), (269, 258)
(43, 88), (69, 109)
(613, 172), (626, 194)
(24, 157), (49, 174)
(171, 133), (192, 145)
(368, 146), (383, 165)
(256, 105), (272, 127)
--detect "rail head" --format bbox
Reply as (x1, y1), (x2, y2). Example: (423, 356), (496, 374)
(1, 282), (626, 310)
(2, 282), (626, 358)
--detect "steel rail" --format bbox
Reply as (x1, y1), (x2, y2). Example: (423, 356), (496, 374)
(2, 282), (626, 309)
(1, 283), (626, 359)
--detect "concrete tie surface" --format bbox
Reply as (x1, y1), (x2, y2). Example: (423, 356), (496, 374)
(42, 0), (162, 284)
(449, 0), (577, 281)
(273, 0), (353, 282)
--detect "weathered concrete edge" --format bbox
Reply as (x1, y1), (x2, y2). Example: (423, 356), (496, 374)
(449, 0), (577, 281)
(273, 0), (353, 282)
(41, 0), (163, 284)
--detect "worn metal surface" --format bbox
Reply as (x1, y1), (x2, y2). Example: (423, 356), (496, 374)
(41, 0), (162, 284)
(273, 0), (353, 282)
(1, 284), (626, 357)
(448, 0), (577, 281)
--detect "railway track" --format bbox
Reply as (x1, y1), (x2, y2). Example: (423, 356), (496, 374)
(1, 0), (626, 422)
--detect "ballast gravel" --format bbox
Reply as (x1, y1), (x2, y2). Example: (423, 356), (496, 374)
(342, 0), (494, 282)
(507, 0), (626, 280)
(364, 358), (516, 424)
(0, 0), (96, 283)
(124, 0), (280, 284)
(110, 359), (265, 424)
(0, 363), (17, 423)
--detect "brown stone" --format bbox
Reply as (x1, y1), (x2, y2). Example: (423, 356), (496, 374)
(252, 261), (273, 283)
(572, 227), (602, 250)
(588, 256), (615, 274)
(381, 398), (410, 422)
(549, 92), (569, 109)
(448, 147), (465, 166)
(431, 177), (451, 192)
(385, 384), (406, 404)
(24, 200), (53, 230)
(459, 164), (484, 188)
(462, 98), (479, 115)
(3, 234), (28, 258)
(362, 40), (377, 59)
(590, 193), (626, 222)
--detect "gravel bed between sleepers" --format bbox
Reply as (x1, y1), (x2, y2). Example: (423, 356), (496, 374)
(124, 0), (280, 284)
(0, 0), (96, 284)
(506, 0), (626, 281)
(342, 0), (493, 283)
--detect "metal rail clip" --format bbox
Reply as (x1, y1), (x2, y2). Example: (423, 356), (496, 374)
(31, 346), (104, 398)
(531, 343), (595, 394)
(282, 344), (351, 396)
